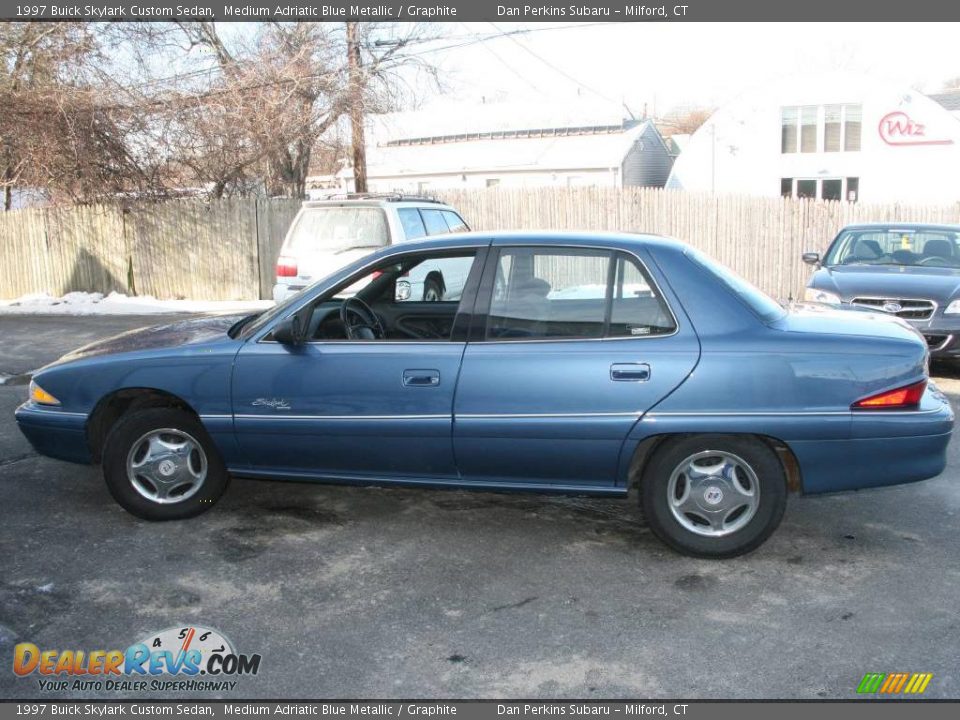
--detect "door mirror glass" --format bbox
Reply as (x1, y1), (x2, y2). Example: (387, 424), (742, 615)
(802, 252), (821, 266)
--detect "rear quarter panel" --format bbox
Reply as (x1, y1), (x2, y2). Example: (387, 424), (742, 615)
(627, 244), (947, 493)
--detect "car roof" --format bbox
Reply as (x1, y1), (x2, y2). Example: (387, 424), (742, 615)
(376, 230), (690, 255)
(840, 222), (960, 232)
(301, 196), (454, 210)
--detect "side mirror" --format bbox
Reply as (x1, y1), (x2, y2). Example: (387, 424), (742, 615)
(802, 252), (821, 266)
(272, 311), (307, 345)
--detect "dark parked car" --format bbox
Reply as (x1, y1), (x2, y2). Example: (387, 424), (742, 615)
(16, 232), (953, 558)
(804, 223), (960, 358)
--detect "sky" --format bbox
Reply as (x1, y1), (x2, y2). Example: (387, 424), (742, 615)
(410, 22), (960, 116)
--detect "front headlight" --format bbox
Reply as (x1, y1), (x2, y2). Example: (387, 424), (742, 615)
(804, 287), (842, 305)
(29, 380), (60, 406)
(944, 299), (960, 315)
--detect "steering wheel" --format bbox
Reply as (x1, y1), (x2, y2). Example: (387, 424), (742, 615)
(340, 297), (386, 340)
(917, 256), (950, 266)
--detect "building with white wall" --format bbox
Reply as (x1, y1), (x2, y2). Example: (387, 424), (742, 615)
(339, 100), (675, 193)
(667, 72), (960, 204)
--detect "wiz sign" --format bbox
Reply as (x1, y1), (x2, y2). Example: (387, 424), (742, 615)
(878, 111), (953, 146)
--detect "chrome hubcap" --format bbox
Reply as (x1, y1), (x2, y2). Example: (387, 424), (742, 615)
(667, 450), (759, 537)
(126, 428), (207, 504)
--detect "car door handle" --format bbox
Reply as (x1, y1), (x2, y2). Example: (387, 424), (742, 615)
(610, 363), (651, 382)
(403, 369), (440, 387)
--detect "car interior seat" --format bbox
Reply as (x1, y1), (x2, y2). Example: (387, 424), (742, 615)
(850, 238), (883, 262)
(923, 238), (953, 259)
(491, 277), (552, 337)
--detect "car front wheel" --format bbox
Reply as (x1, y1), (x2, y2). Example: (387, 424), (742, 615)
(641, 435), (787, 558)
(102, 408), (229, 520)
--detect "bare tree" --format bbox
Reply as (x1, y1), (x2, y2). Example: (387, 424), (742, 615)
(659, 107), (713, 136)
(119, 21), (437, 198)
(0, 20), (438, 207)
(0, 22), (98, 208)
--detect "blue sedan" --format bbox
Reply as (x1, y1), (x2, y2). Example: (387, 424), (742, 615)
(15, 232), (954, 557)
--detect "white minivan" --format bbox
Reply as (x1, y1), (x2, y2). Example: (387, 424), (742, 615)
(272, 196), (471, 303)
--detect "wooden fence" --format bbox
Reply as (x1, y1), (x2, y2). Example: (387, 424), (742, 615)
(3, 189), (960, 301)
(438, 188), (960, 300)
(0, 198), (301, 301)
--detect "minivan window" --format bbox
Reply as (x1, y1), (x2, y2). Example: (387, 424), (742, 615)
(286, 207), (389, 254)
(421, 209), (452, 236)
(397, 208), (427, 240)
(441, 211), (469, 233)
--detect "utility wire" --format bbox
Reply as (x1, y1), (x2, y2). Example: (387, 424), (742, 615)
(486, 21), (620, 105)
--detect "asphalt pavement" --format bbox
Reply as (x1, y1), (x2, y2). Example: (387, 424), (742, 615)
(1, 314), (958, 700)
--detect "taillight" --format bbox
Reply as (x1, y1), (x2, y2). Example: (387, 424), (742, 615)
(276, 256), (298, 278)
(852, 379), (927, 410)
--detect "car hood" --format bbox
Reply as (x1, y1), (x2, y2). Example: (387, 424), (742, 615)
(53, 313), (249, 365)
(819, 264), (960, 300)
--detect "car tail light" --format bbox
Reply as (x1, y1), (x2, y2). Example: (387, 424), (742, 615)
(276, 256), (298, 278)
(852, 379), (927, 410)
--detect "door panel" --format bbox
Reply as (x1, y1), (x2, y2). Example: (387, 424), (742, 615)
(454, 339), (699, 485)
(453, 245), (700, 487)
(232, 341), (465, 479)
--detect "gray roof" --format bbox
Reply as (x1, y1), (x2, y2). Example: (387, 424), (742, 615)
(929, 90), (960, 111)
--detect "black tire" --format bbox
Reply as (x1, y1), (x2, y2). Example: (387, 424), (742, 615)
(641, 435), (787, 559)
(423, 275), (444, 302)
(102, 408), (229, 521)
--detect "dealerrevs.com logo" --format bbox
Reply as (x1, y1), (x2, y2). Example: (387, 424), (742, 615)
(13, 625), (261, 693)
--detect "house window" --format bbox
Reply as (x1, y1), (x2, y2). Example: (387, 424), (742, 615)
(824, 105), (842, 152)
(844, 105), (862, 151)
(780, 103), (862, 154)
(485, 178), (500, 188)
(780, 177), (859, 202)
(821, 179), (842, 201)
(781, 107), (798, 154)
(847, 177), (859, 202)
(796, 179), (817, 198)
(800, 106), (818, 153)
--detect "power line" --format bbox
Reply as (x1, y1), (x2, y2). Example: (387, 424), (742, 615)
(459, 22), (545, 96)
(486, 21), (620, 105)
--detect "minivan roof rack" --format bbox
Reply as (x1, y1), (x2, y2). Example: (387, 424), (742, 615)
(305, 192), (443, 204)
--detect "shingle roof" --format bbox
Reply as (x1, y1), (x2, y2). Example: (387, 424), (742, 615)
(364, 123), (650, 176)
(929, 90), (960, 112)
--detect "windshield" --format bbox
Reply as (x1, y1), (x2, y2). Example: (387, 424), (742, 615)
(285, 207), (389, 254)
(687, 249), (786, 323)
(824, 228), (960, 269)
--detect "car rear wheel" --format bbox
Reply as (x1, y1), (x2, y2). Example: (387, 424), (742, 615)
(641, 435), (787, 558)
(102, 408), (229, 520)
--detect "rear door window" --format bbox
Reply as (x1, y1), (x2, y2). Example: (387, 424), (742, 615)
(441, 210), (469, 233)
(485, 248), (676, 341)
(397, 208), (427, 240)
(421, 209), (452, 236)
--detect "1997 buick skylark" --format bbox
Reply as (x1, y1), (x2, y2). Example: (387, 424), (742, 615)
(15, 232), (954, 557)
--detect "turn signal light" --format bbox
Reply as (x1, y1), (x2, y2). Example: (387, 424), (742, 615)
(29, 380), (60, 406)
(276, 256), (298, 277)
(852, 380), (926, 410)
